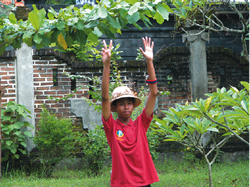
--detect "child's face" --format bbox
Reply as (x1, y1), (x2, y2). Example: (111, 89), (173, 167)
(113, 98), (134, 119)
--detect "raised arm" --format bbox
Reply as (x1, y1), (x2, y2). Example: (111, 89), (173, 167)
(101, 40), (112, 121)
(139, 37), (158, 117)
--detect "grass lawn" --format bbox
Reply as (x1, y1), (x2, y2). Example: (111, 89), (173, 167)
(1, 159), (249, 187)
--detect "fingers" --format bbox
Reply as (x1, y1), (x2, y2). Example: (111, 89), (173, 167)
(109, 40), (113, 50)
(103, 40), (113, 50)
(142, 36), (153, 48)
(139, 47), (145, 55)
(103, 40), (107, 49)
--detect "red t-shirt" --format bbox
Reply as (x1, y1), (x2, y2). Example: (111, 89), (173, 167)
(102, 109), (159, 187)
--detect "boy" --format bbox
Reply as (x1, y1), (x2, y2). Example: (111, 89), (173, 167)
(101, 37), (159, 187)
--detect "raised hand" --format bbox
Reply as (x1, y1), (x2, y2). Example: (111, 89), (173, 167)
(101, 40), (113, 65)
(139, 36), (154, 61)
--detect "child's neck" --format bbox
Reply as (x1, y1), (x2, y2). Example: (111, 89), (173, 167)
(118, 116), (130, 125)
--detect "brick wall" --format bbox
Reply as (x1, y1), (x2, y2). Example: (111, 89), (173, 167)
(0, 58), (16, 103)
(0, 46), (248, 129)
(32, 55), (89, 125)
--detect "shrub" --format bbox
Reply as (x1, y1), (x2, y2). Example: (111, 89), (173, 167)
(1, 101), (33, 162)
(33, 107), (77, 178)
(76, 125), (110, 175)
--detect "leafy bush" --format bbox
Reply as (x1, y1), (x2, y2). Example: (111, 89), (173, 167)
(1, 101), (33, 162)
(76, 125), (110, 175)
(33, 107), (77, 178)
(152, 81), (249, 187)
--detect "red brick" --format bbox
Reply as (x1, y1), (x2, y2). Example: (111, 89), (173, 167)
(45, 91), (56, 95)
(0, 81), (8, 84)
(35, 61), (48, 65)
(57, 91), (70, 94)
(34, 78), (45, 81)
(7, 90), (15, 94)
(59, 78), (70, 81)
(58, 82), (69, 86)
(40, 74), (52, 77)
(2, 76), (15, 79)
(0, 72), (7, 75)
(34, 91), (44, 95)
(1, 99), (7, 103)
(35, 109), (42, 113)
(58, 108), (69, 112)
(1, 68), (14, 71)
(45, 100), (59, 103)
(33, 69), (46, 73)
(8, 80), (15, 84)
(51, 86), (63, 90)
(51, 104), (64, 108)
(37, 87), (48, 90)
(35, 100), (44, 104)
(36, 96), (47, 99)
(41, 82), (53, 86)
(55, 113), (63, 117)
(176, 97), (187, 99)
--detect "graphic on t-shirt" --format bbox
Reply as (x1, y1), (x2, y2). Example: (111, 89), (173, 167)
(116, 130), (124, 137)
(116, 130), (124, 141)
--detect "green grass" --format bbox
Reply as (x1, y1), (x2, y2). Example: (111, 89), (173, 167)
(1, 159), (249, 187)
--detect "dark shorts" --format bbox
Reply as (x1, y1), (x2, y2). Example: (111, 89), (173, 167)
(140, 185), (151, 187)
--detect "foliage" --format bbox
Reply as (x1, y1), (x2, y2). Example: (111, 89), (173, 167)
(33, 107), (77, 178)
(1, 101), (33, 162)
(1, 159), (249, 186)
(75, 125), (110, 175)
(0, 3), (15, 19)
(152, 81), (249, 187)
(53, 39), (101, 62)
(0, 1), (173, 55)
(46, 0), (76, 4)
(172, 0), (249, 61)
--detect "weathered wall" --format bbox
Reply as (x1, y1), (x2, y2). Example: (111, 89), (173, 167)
(0, 45), (248, 124)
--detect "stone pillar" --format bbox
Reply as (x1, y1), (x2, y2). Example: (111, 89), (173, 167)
(16, 43), (35, 153)
(183, 30), (209, 101)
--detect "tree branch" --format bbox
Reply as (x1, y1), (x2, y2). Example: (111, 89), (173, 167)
(203, 112), (249, 145)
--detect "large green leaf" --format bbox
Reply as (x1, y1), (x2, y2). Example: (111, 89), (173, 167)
(156, 4), (170, 20)
(241, 100), (249, 114)
(28, 5), (46, 31)
(76, 20), (85, 30)
(98, 6), (108, 19)
(240, 81), (249, 92)
(107, 15), (121, 29)
(153, 11), (164, 24)
(128, 2), (140, 15)
(127, 12), (140, 24)
(76, 30), (87, 45)
(33, 33), (43, 44)
(85, 20), (99, 29)
(9, 12), (17, 24)
(125, 0), (138, 5)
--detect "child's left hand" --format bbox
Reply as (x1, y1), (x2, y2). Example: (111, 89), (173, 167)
(102, 40), (113, 66)
(139, 36), (154, 61)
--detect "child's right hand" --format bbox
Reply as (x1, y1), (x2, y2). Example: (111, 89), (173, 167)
(101, 40), (113, 66)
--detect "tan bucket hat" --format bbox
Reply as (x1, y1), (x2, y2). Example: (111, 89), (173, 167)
(110, 86), (141, 112)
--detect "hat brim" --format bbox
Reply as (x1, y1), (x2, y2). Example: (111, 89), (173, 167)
(110, 95), (141, 112)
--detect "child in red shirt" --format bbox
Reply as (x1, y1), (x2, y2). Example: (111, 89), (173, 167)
(101, 37), (159, 187)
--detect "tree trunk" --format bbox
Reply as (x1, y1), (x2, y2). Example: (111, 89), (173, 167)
(208, 163), (213, 187)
